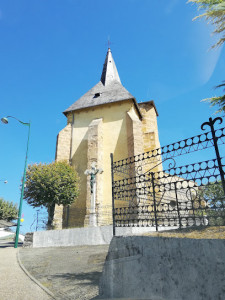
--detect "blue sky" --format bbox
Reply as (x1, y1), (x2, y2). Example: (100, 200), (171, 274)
(0, 0), (224, 234)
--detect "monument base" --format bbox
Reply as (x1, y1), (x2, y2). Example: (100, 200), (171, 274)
(84, 212), (97, 227)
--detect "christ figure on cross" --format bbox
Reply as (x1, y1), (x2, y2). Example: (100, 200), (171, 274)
(84, 162), (103, 227)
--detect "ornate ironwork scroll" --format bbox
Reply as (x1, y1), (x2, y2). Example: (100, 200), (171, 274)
(113, 126), (225, 180)
(111, 118), (225, 232)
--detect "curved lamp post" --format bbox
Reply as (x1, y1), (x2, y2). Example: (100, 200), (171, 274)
(1, 116), (31, 248)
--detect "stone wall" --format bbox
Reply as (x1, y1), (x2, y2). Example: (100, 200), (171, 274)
(99, 236), (225, 300)
(31, 226), (160, 248)
(126, 110), (144, 158)
(139, 101), (162, 173)
(68, 100), (135, 227)
(53, 117), (73, 229)
(54, 100), (161, 229)
(55, 123), (72, 162)
(23, 232), (33, 248)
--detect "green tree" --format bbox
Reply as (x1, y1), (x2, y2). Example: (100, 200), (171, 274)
(203, 82), (225, 115)
(198, 181), (224, 206)
(0, 198), (18, 222)
(24, 161), (79, 228)
(188, 0), (225, 114)
(196, 181), (225, 224)
(188, 0), (225, 48)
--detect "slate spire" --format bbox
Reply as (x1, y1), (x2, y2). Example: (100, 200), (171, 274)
(64, 47), (142, 116)
(100, 48), (121, 86)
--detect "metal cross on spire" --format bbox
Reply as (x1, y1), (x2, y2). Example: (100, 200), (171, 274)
(108, 36), (111, 48)
(107, 35), (113, 49)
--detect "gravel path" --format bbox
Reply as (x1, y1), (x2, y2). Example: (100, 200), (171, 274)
(19, 245), (109, 300)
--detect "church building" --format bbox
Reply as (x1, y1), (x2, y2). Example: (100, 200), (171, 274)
(53, 48), (161, 229)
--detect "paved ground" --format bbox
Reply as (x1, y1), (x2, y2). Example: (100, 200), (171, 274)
(2, 227), (222, 300)
(0, 240), (52, 300)
(19, 244), (110, 300)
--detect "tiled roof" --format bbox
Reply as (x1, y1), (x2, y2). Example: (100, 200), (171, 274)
(64, 80), (135, 114)
(0, 220), (16, 228)
(63, 48), (139, 115)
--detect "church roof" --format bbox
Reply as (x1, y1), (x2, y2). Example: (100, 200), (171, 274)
(64, 48), (142, 118)
(0, 220), (16, 228)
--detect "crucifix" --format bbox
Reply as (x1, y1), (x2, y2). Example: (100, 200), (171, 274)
(84, 162), (103, 227)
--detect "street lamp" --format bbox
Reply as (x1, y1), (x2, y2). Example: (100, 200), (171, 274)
(1, 115), (31, 248)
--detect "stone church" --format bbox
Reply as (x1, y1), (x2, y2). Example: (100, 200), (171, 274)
(53, 48), (161, 229)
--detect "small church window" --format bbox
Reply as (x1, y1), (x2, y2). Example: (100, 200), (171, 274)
(94, 92), (101, 98)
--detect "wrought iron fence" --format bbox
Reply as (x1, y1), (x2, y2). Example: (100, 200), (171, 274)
(111, 117), (225, 235)
(30, 208), (49, 231)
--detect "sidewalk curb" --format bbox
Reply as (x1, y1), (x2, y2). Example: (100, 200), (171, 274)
(17, 248), (56, 300)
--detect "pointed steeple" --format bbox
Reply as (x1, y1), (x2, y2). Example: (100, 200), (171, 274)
(100, 48), (121, 86)
(64, 47), (143, 119)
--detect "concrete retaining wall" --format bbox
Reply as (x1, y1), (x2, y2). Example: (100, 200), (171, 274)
(33, 226), (113, 248)
(99, 236), (225, 300)
(32, 226), (178, 248)
(32, 226), (165, 248)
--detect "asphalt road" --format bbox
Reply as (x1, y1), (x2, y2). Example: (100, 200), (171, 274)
(0, 239), (22, 248)
(0, 239), (52, 300)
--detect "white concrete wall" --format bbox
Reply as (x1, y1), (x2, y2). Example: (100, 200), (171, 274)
(99, 236), (225, 300)
(32, 226), (164, 248)
(0, 229), (14, 238)
(0, 229), (24, 241)
(33, 226), (113, 248)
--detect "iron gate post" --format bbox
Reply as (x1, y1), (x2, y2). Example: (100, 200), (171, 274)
(110, 153), (116, 236)
(151, 172), (158, 231)
(201, 117), (225, 195)
(174, 182), (182, 229)
(189, 190), (197, 227)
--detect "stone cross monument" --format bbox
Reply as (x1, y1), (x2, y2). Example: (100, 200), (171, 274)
(84, 162), (103, 227)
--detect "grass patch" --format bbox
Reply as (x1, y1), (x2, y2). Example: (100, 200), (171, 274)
(142, 226), (225, 239)
(42, 281), (53, 289)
